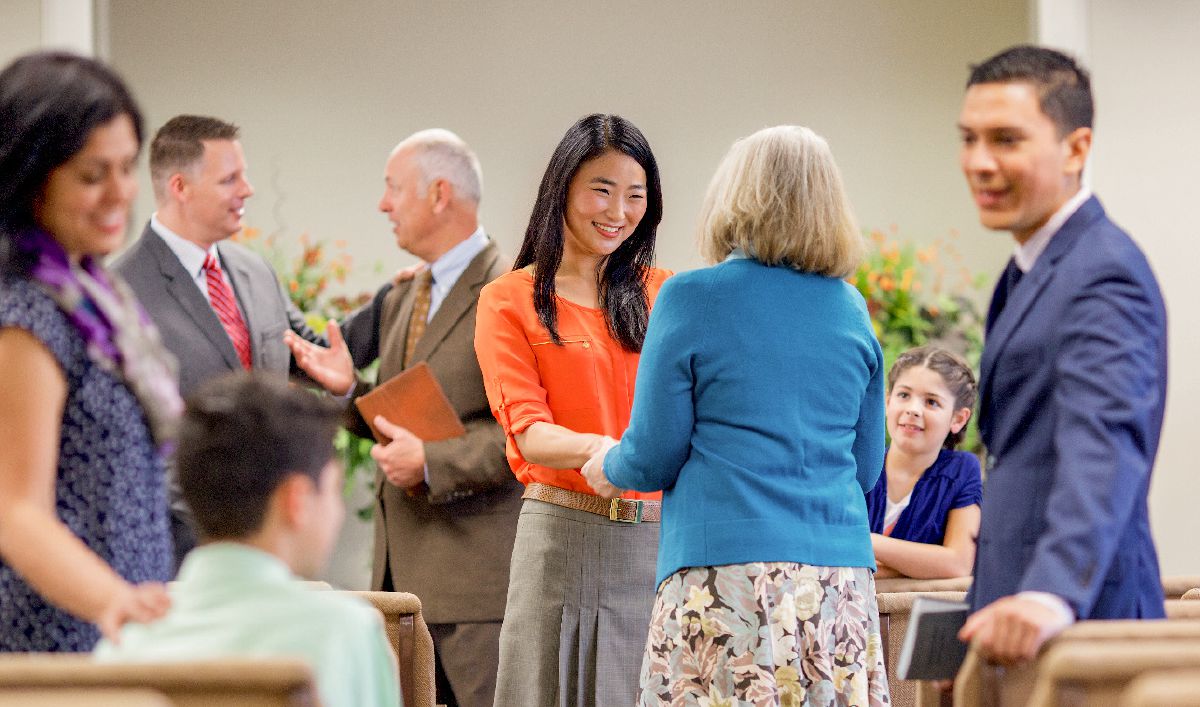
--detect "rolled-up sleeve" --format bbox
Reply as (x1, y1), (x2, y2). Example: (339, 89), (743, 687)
(474, 284), (554, 437)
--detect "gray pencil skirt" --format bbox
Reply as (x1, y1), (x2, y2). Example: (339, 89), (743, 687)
(493, 498), (660, 707)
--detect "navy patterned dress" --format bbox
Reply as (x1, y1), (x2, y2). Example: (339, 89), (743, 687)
(0, 277), (173, 651)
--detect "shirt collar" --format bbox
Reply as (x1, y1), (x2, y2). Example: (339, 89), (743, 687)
(151, 213), (221, 278)
(1013, 187), (1092, 273)
(175, 542), (297, 586)
(428, 226), (488, 289)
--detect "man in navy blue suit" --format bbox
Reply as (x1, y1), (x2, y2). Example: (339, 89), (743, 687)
(956, 46), (1168, 664)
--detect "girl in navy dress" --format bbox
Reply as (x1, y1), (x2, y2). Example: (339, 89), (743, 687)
(866, 346), (982, 578)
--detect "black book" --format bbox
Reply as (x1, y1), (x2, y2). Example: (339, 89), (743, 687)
(896, 597), (971, 680)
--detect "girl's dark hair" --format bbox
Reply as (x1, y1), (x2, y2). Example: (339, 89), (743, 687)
(513, 113), (663, 352)
(888, 345), (978, 449)
(0, 51), (144, 275)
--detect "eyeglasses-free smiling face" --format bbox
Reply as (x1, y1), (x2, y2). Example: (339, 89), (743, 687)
(34, 113), (140, 259)
(561, 149), (648, 266)
(180, 139), (254, 248)
(886, 365), (971, 456)
(958, 81), (1090, 244)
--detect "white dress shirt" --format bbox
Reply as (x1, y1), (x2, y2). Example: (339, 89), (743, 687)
(1013, 187), (1092, 273)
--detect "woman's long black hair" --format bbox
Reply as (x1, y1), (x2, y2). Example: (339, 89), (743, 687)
(0, 51), (143, 276)
(513, 114), (663, 352)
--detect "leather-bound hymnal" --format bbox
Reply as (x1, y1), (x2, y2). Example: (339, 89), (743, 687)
(354, 362), (466, 443)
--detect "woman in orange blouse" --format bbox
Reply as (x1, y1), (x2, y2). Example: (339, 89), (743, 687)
(475, 113), (669, 707)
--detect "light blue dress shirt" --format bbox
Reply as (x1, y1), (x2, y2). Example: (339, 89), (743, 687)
(426, 226), (489, 320)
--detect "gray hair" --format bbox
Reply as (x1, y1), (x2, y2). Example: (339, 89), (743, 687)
(400, 128), (483, 205)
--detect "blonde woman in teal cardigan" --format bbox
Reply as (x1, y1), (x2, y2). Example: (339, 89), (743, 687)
(582, 125), (888, 706)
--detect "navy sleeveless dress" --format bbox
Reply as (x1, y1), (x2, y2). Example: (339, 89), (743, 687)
(0, 277), (172, 651)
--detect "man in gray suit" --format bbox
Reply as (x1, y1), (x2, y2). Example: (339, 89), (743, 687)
(286, 129), (520, 707)
(115, 115), (321, 563)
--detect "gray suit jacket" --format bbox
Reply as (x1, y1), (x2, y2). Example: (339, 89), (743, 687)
(114, 223), (321, 397)
(114, 223), (324, 568)
(341, 239), (522, 625)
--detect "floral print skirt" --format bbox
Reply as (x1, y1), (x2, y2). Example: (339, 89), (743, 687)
(639, 562), (890, 707)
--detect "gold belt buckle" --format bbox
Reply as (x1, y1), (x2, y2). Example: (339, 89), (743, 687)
(609, 498), (642, 523)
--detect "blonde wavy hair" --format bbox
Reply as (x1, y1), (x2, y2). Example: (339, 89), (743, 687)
(698, 125), (863, 277)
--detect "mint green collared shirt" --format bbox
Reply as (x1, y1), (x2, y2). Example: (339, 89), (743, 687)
(95, 543), (401, 707)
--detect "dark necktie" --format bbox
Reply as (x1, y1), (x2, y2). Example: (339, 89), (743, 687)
(404, 269), (434, 367)
(986, 258), (1024, 334)
(203, 253), (252, 369)
(1006, 259), (1025, 294)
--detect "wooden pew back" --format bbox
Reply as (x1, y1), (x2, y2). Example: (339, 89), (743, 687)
(346, 590), (435, 707)
(0, 656), (319, 707)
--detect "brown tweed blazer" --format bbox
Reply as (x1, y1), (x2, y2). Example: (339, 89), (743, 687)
(342, 239), (521, 624)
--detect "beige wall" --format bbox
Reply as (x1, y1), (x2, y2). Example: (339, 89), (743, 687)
(12, 0), (1191, 583)
(102, 1), (1028, 587)
(105, 0), (1024, 291)
(1086, 0), (1200, 576)
(0, 0), (1182, 583)
(0, 1), (44, 67)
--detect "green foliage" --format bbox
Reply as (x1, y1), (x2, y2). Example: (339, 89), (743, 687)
(850, 229), (988, 452)
(233, 227), (380, 512)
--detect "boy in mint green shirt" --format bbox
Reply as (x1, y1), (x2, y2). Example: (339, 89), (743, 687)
(96, 373), (401, 707)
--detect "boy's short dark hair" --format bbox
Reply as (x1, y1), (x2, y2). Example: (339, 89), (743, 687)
(177, 372), (342, 540)
(968, 44), (1093, 136)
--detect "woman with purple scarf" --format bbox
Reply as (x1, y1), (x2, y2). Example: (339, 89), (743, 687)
(0, 52), (181, 651)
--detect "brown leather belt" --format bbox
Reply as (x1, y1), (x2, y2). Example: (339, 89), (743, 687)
(522, 482), (661, 523)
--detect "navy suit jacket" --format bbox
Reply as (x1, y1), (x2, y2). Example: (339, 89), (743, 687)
(969, 196), (1167, 620)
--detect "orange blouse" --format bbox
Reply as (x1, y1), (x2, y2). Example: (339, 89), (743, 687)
(475, 268), (672, 500)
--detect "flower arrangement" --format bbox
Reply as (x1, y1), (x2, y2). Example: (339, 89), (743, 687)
(232, 228), (373, 327)
(850, 227), (989, 451)
(233, 226), (379, 513)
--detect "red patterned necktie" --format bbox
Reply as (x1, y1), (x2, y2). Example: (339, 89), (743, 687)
(202, 253), (252, 369)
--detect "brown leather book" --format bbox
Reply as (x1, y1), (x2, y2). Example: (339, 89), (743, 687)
(354, 362), (466, 443)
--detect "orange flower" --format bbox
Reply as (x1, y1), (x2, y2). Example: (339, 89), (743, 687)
(288, 280), (299, 293)
(900, 268), (914, 291)
(233, 226), (261, 244)
(879, 275), (895, 292)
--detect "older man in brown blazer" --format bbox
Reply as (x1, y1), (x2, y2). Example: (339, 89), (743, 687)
(285, 129), (520, 707)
